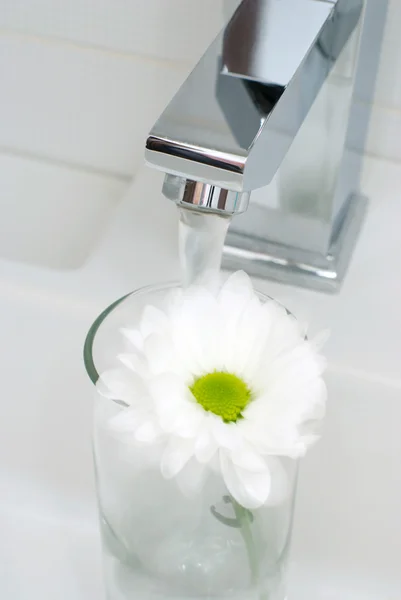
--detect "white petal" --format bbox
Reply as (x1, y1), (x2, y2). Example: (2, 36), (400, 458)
(140, 305), (169, 338)
(300, 378), (327, 421)
(170, 288), (223, 373)
(170, 404), (205, 438)
(149, 373), (190, 433)
(220, 451), (271, 509)
(117, 353), (149, 378)
(241, 415), (303, 457)
(219, 271), (254, 302)
(135, 420), (162, 443)
(161, 438), (195, 479)
(157, 411), (183, 434)
(194, 425), (218, 463)
(120, 327), (144, 351)
(311, 329), (330, 350)
(109, 407), (147, 432)
(175, 458), (207, 496)
(96, 368), (144, 404)
(266, 343), (326, 389)
(259, 304), (303, 365)
(264, 457), (291, 507)
(236, 467), (271, 507)
(218, 272), (255, 365)
(149, 372), (185, 404)
(236, 303), (278, 381)
(150, 375), (204, 438)
(143, 332), (176, 375)
(211, 417), (241, 451)
(230, 444), (267, 472)
(298, 434), (320, 451)
(226, 296), (268, 374)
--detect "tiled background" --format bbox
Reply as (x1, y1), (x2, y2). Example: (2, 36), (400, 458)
(0, 1), (224, 181)
(0, 1), (225, 266)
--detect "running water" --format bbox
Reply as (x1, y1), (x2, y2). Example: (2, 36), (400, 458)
(178, 207), (231, 289)
(178, 206), (271, 600)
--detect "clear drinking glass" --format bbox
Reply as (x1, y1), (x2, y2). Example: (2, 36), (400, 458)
(84, 284), (298, 600)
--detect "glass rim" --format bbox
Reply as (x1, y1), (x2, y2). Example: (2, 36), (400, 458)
(83, 281), (290, 387)
(83, 282), (177, 385)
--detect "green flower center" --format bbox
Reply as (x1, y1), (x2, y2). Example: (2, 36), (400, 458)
(190, 372), (252, 422)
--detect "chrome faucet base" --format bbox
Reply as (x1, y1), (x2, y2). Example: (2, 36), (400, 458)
(222, 194), (367, 293)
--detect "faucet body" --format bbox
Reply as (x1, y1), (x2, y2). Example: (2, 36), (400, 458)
(145, 0), (388, 291)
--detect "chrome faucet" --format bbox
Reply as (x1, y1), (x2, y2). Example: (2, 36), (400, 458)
(145, 0), (388, 291)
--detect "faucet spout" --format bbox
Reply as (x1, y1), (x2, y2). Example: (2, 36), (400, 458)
(143, 0), (388, 292)
(146, 0), (363, 213)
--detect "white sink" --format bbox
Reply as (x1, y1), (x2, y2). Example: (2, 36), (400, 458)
(0, 161), (400, 599)
(289, 372), (401, 599)
(0, 153), (127, 269)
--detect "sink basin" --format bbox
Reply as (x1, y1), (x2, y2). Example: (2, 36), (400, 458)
(0, 153), (127, 269)
(289, 371), (401, 599)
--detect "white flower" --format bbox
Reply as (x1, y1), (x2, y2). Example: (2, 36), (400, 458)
(97, 271), (326, 509)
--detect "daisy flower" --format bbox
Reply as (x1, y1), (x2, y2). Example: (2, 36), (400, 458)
(97, 271), (326, 510)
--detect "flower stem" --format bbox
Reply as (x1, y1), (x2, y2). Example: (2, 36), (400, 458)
(230, 497), (259, 585)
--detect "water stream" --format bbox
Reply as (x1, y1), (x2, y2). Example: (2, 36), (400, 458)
(178, 207), (231, 289)
(178, 206), (268, 599)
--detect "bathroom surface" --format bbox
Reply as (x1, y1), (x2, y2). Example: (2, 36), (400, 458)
(1, 158), (400, 599)
(1, 1), (401, 599)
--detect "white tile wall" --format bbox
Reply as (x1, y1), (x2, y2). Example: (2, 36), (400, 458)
(0, 0), (225, 65)
(366, 104), (401, 161)
(0, 34), (189, 177)
(0, 1), (227, 271)
(373, 0), (401, 111)
(0, 0), (225, 184)
(364, 0), (401, 161)
(0, 0), (399, 177)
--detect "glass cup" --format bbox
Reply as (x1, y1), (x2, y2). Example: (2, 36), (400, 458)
(84, 284), (298, 600)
